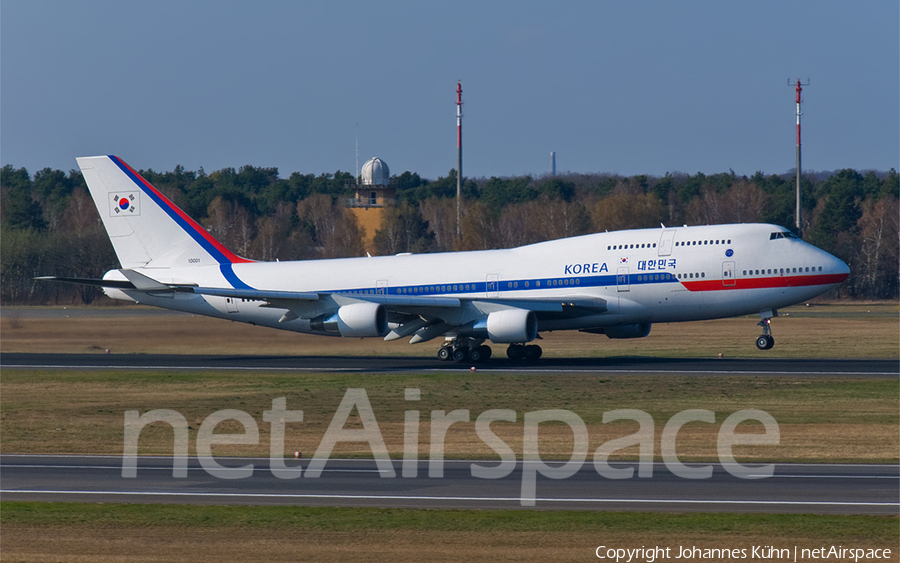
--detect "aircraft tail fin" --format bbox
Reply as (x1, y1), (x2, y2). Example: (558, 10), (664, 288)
(76, 155), (251, 270)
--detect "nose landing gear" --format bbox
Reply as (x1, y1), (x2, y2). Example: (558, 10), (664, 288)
(756, 316), (775, 350)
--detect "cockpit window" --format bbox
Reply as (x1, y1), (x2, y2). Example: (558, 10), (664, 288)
(770, 231), (799, 240)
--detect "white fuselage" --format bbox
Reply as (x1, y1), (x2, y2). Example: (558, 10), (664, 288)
(105, 223), (849, 339)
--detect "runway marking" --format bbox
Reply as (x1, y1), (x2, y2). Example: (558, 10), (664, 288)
(3, 455), (898, 469)
(751, 474), (899, 479)
(2, 489), (897, 507)
(0, 464), (384, 474)
(2, 364), (896, 377)
(481, 369), (900, 376)
(4, 465), (897, 480)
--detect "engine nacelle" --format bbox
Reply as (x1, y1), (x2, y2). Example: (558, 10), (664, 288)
(310, 303), (388, 337)
(476, 308), (538, 343)
(603, 323), (651, 339)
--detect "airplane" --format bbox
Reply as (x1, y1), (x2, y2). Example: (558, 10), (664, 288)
(40, 155), (851, 362)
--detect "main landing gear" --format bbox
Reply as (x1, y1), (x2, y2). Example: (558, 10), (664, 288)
(755, 315), (775, 350)
(437, 338), (493, 363)
(506, 343), (543, 361)
(436, 338), (543, 363)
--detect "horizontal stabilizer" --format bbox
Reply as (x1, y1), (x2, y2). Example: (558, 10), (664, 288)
(120, 269), (178, 291)
(34, 276), (136, 289)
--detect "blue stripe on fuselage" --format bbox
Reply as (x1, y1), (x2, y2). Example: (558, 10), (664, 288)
(319, 271), (676, 298)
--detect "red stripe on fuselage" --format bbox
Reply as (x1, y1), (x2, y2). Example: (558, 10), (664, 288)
(681, 273), (848, 292)
(111, 157), (253, 264)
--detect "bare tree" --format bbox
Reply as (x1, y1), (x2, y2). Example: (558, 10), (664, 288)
(726, 180), (770, 223)
(498, 203), (533, 248)
(592, 193), (666, 231)
(252, 201), (294, 261)
(459, 201), (500, 251)
(856, 196), (899, 298)
(531, 197), (592, 241)
(419, 197), (456, 251)
(296, 194), (365, 259)
(205, 196), (255, 257)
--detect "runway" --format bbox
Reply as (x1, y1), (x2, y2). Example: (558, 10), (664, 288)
(1, 455), (896, 514)
(3, 354), (896, 515)
(2, 352), (897, 377)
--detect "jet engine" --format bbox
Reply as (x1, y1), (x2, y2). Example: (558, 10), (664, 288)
(310, 303), (388, 337)
(466, 308), (538, 343)
(602, 323), (651, 339)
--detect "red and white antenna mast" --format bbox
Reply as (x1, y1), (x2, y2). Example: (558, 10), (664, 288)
(793, 78), (809, 232)
(456, 81), (463, 240)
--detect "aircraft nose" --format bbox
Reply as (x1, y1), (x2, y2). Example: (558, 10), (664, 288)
(824, 249), (850, 281)
(837, 257), (850, 276)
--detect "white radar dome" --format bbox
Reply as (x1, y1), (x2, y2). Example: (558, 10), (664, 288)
(361, 157), (390, 186)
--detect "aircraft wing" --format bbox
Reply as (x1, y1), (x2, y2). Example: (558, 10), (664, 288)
(178, 281), (607, 343)
(39, 270), (607, 343)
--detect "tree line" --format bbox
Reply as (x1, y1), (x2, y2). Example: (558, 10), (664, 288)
(1, 162), (897, 304)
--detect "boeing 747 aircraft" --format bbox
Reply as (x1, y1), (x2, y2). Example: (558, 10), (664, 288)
(41, 155), (850, 362)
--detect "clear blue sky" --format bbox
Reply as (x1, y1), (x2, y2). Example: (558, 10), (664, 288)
(2, 1), (897, 180)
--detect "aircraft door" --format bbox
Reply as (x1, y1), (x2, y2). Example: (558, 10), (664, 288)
(658, 230), (676, 256)
(722, 261), (736, 287)
(486, 274), (500, 297)
(225, 297), (239, 313)
(617, 267), (630, 292)
(376, 279), (388, 295)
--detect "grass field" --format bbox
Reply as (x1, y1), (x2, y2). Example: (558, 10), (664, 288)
(1, 301), (897, 561)
(1, 503), (897, 563)
(1, 369), (897, 462)
(1, 301), (898, 358)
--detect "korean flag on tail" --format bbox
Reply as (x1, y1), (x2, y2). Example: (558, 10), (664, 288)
(110, 192), (140, 216)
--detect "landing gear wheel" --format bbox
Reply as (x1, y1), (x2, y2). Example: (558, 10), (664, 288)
(523, 344), (543, 360)
(452, 348), (469, 363)
(469, 345), (491, 363)
(506, 344), (524, 360)
(756, 316), (775, 350)
(437, 346), (452, 361)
